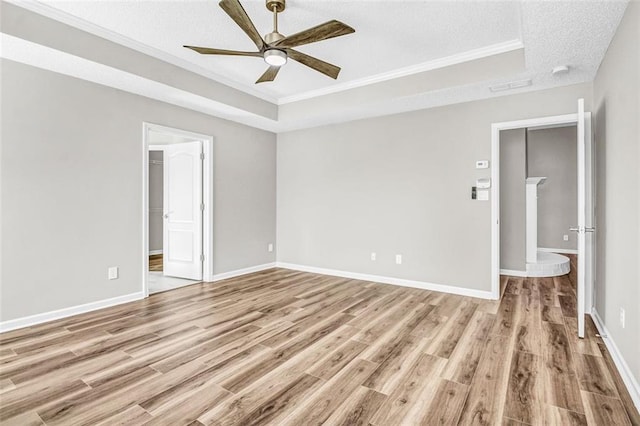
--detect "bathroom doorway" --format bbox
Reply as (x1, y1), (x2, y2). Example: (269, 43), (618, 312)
(491, 99), (595, 337)
(499, 125), (577, 278)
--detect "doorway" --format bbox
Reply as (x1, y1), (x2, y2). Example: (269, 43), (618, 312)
(500, 125), (577, 278)
(491, 99), (594, 338)
(142, 123), (214, 295)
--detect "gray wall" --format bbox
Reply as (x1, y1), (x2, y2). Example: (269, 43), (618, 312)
(0, 59), (277, 322)
(500, 129), (526, 271)
(527, 126), (578, 251)
(277, 83), (592, 291)
(593, 2), (640, 386)
(149, 151), (163, 253)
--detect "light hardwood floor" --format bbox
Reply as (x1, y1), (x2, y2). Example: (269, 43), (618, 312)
(1, 267), (638, 425)
(149, 254), (163, 272)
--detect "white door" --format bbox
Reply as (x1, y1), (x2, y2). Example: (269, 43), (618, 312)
(163, 141), (203, 280)
(574, 98), (594, 338)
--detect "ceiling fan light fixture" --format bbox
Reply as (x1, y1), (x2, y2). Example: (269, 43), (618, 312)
(264, 49), (287, 66)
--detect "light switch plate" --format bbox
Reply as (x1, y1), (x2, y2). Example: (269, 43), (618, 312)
(476, 178), (491, 189)
(477, 190), (489, 201)
(476, 160), (489, 169)
(108, 267), (119, 280)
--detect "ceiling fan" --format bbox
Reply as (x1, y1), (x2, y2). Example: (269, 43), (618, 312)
(183, 0), (355, 84)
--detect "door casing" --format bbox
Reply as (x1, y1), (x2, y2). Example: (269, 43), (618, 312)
(490, 111), (594, 324)
(142, 123), (214, 297)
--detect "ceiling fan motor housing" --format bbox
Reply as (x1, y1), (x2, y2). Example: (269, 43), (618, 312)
(265, 31), (285, 45)
(266, 0), (285, 13)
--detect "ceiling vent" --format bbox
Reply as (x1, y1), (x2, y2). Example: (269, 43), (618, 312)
(489, 79), (532, 92)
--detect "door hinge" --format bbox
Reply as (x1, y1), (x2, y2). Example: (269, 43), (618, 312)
(200, 254), (204, 262)
(200, 153), (205, 160)
(200, 203), (205, 211)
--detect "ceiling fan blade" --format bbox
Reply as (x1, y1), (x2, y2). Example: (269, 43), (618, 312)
(184, 46), (262, 57)
(219, 0), (265, 51)
(273, 20), (355, 49)
(287, 49), (341, 79)
(256, 66), (281, 84)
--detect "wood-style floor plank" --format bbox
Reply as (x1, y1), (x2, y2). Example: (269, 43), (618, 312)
(369, 353), (446, 425)
(420, 378), (469, 424)
(0, 267), (635, 425)
(544, 405), (588, 425)
(582, 391), (632, 425)
(540, 321), (585, 414)
(504, 350), (541, 424)
(278, 358), (378, 425)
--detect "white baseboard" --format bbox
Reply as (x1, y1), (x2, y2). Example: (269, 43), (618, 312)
(0, 291), (145, 333)
(539, 247), (579, 254)
(149, 249), (163, 255)
(276, 262), (495, 300)
(500, 269), (528, 277)
(211, 262), (276, 282)
(591, 309), (640, 411)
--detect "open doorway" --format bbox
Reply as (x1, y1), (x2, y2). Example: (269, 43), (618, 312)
(499, 125), (577, 279)
(142, 123), (214, 295)
(491, 99), (594, 338)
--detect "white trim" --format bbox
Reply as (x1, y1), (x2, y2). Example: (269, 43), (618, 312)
(142, 123), (215, 296)
(211, 263), (277, 282)
(0, 292), (144, 333)
(5, 0), (277, 104)
(149, 249), (163, 256)
(500, 269), (528, 277)
(278, 39), (524, 104)
(591, 310), (640, 411)
(276, 262), (495, 300)
(538, 247), (579, 255)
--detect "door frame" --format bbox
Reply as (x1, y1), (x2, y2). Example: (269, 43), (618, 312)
(490, 112), (594, 310)
(142, 122), (214, 297)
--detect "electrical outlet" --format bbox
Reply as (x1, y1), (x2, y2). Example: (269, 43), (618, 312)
(563, 234), (569, 241)
(371, 252), (376, 261)
(108, 267), (119, 280)
(395, 254), (402, 265)
(268, 243), (274, 252)
(620, 308), (626, 328)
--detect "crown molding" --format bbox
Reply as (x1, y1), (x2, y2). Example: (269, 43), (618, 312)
(7, 1), (526, 107)
(0, 33), (280, 132)
(3, 31), (592, 135)
(277, 39), (524, 104)
(5, 0), (279, 105)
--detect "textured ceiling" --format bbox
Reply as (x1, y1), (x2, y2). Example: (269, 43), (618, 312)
(41, 0), (523, 99)
(7, 0), (628, 127)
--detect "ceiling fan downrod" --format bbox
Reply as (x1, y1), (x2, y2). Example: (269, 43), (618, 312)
(265, 0), (285, 44)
